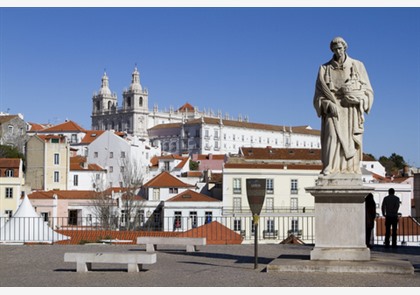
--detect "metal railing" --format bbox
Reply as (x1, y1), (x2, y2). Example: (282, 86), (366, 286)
(1, 215), (419, 246)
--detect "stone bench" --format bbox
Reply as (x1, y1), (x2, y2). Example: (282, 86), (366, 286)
(137, 236), (206, 252)
(64, 252), (157, 273)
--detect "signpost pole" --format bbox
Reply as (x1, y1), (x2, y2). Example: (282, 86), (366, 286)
(246, 178), (266, 271)
(254, 214), (259, 269)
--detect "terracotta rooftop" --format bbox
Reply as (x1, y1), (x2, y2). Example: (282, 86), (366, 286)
(40, 120), (86, 133)
(178, 102), (195, 112)
(240, 146), (321, 161)
(0, 115), (19, 124)
(70, 156), (105, 171)
(79, 130), (105, 144)
(143, 171), (195, 188)
(166, 189), (220, 202)
(0, 158), (21, 168)
(224, 162), (323, 170)
(28, 190), (99, 200)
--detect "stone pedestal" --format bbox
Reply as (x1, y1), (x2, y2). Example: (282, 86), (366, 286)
(306, 175), (374, 261)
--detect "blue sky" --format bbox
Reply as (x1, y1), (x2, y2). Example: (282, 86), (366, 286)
(1, 6), (419, 167)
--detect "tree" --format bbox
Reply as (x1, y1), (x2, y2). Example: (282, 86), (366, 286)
(379, 153), (407, 176)
(118, 157), (145, 230)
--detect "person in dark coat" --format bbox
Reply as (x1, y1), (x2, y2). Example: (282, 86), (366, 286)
(365, 193), (376, 248)
(381, 188), (400, 248)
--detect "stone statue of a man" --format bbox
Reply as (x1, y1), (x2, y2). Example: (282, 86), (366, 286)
(314, 37), (374, 176)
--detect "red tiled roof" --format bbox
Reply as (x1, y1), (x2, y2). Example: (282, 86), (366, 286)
(0, 158), (21, 168)
(0, 115), (19, 124)
(27, 122), (54, 131)
(36, 134), (66, 142)
(79, 130), (105, 144)
(224, 162), (322, 170)
(28, 190), (99, 200)
(70, 156), (105, 171)
(56, 221), (243, 245)
(195, 154), (226, 160)
(185, 171), (203, 177)
(241, 146), (321, 161)
(41, 120), (86, 133)
(143, 171), (194, 188)
(175, 157), (189, 169)
(178, 102), (195, 112)
(167, 189), (220, 202)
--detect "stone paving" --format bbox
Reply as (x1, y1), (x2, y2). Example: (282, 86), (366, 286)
(1, 243), (420, 287)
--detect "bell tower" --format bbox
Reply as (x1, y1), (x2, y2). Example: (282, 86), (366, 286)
(91, 71), (118, 131)
(122, 66), (149, 137)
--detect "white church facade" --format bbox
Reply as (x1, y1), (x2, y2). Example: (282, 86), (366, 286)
(90, 67), (321, 156)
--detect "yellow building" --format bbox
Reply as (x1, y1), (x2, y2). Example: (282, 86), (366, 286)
(25, 135), (69, 191)
(0, 158), (25, 217)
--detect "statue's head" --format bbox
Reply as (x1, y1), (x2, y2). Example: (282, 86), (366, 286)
(330, 37), (348, 52)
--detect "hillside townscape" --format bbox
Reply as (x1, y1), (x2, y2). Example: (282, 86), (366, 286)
(1, 67), (419, 245)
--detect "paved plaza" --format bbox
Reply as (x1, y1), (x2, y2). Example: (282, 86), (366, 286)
(1, 243), (420, 287)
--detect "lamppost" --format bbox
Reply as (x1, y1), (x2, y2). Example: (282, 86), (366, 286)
(246, 178), (266, 269)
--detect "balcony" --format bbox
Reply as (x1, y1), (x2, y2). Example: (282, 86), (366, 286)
(263, 230), (278, 239)
(288, 229), (303, 237)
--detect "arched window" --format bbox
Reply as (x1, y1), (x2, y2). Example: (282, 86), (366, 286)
(139, 97), (143, 106)
(108, 101), (112, 109)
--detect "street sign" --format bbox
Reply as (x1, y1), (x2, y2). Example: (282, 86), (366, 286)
(246, 178), (266, 216)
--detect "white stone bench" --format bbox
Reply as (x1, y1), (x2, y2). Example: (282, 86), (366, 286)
(64, 252), (157, 273)
(137, 237), (206, 252)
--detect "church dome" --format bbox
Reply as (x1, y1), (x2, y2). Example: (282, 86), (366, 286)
(98, 72), (112, 96)
(129, 66), (143, 92)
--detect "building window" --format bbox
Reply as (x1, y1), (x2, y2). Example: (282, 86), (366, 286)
(233, 197), (242, 212)
(169, 188), (178, 194)
(71, 134), (77, 143)
(205, 211), (212, 224)
(51, 138), (59, 143)
(174, 211), (182, 229)
(120, 166), (125, 172)
(266, 219), (275, 233)
(94, 152), (98, 158)
(8, 125), (13, 134)
(41, 212), (49, 222)
(214, 130), (219, 139)
(242, 135), (245, 141)
(190, 211), (198, 228)
(54, 153), (59, 165)
(73, 175), (79, 186)
(153, 188), (160, 200)
(110, 152), (113, 158)
(164, 161), (170, 171)
(5, 187), (13, 198)
(291, 179), (298, 194)
(109, 166), (113, 172)
(121, 151), (126, 158)
(291, 197), (298, 211)
(204, 129), (209, 139)
(5, 210), (13, 218)
(233, 178), (242, 194)
(234, 219), (242, 231)
(266, 197), (274, 212)
(54, 171), (59, 183)
(5, 169), (14, 177)
(291, 219), (299, 233)
(266, 179), (274, 194)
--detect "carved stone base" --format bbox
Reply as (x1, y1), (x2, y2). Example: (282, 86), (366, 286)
(306, 174), (374, 261)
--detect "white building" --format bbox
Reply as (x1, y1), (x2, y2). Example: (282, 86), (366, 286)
(90, 68), (321, 156)
(68, 156), (107, 191)
(86, 130), (160, 189)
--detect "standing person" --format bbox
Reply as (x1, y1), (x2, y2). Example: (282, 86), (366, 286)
(365, 193), (376, 248)
(381, 188), (400, 248)
(313, 36), (374, 176)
